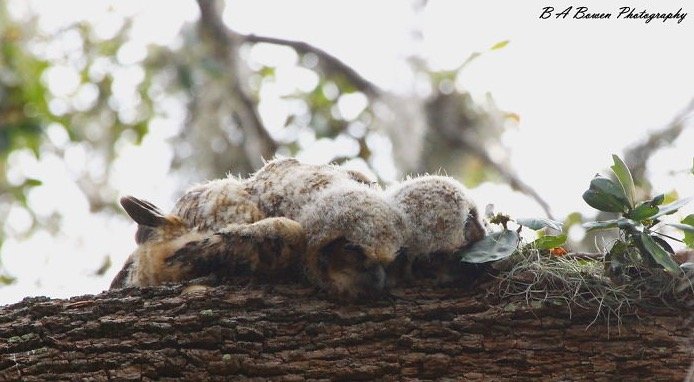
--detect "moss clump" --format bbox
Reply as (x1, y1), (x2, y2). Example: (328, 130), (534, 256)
(491, 247), (693, 328)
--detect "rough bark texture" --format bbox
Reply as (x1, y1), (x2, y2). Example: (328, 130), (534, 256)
(0, 279), (691, 381)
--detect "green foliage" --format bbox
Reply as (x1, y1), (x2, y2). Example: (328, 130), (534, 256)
(0, 274), (16, 286)
(610, 154), (636, 208)
(650, 197), (693, 219)
(637, 232), (679, 273)
(626, 201), (659, 221)
(459, 230), (519, 263)
(677, 214), (694, 248)
(582, 176), (630, 213)
(533, 234), (567, 250)
(459, 213), (567, 263)
(0, 2), (170, 263)
(490, 40), (510, 51)
(515, 217), (562, 231)
(583, 154), (690, 273)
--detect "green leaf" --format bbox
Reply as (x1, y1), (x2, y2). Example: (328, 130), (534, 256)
(666, 223), (694, 233)
(490, 40), (510, 50)
(611, 154), (635, 209)
(458, 230), (520, 263)
(650, 197), (692, 219)
(680, 214), (694, 248)
(533, 234), (567, 250)
(626, 201), (659, 221)
(639, 233), (681, 273)
(515, 217), (563, 231)
(23, 178), (42, 187)
(691, 157), (694, 175)
(0, 274), (16, 286)
(649, 194), (665, 206)
(662, 190), (679, 205)
(582, 176), (630, 213)
(583, 218), (631, 231)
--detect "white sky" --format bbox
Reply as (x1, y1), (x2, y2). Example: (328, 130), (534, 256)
(1, 0), (692, 304)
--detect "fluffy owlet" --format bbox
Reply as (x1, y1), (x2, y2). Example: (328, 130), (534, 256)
(246, 157), (377, 220)
(111, 196), (305, 288)
(172, 176), (264, 231)
(298, 186), (407, 299)
(111, 196), (207, 288)
(385, 175), (486, 285)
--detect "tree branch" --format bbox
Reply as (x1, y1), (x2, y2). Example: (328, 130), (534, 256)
(466, 143), (554, 219)
(0, 281), (690, 380)
(196, 0), (277, 169)
(624, 97), (694, 184)
(239, 34), (382, 97)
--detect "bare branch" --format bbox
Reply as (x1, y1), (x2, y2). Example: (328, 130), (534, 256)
(239, 34), (382, 97)
(624, 97), (694, 183)
(465, 143), (555, 219)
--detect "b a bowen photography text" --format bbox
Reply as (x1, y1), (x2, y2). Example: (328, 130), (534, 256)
(540, 6), (687, 24)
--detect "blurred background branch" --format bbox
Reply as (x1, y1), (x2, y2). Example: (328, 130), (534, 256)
(624, 97), (694, 188)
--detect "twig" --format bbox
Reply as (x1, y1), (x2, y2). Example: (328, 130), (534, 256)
(624, 97), (694, 183)
(563, 252), (604, 261)
(240, 34), (382, 97)
(458, 142), (554, 219)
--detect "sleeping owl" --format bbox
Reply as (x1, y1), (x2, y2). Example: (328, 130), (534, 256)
(245, 157), (378, 219)
(298, 185), (406, 299)
(111, 196), (304, 288)
(172, 176), (264, 231)
(385, 175), (486, 285)
(112, 159), (486, 299)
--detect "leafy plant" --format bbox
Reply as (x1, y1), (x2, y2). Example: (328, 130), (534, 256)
(582, 155), (693, 274)
(459, 212), (565, 263)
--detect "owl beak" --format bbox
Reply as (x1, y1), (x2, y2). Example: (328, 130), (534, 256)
(358, 263), (386, 294)
(464, 217), (486, 245)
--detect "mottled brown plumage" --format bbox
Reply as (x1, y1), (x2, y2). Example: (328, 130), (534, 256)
(246, 158), (376, 219)
(166, 217), (305, 279)
(112, 196), (304, 288)
(172, 176), (264, 231)
(385, 175), (486, 285)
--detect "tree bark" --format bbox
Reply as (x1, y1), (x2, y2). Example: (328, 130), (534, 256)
(0, 279), (690, 381)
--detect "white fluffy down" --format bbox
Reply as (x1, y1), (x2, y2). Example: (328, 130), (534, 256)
(299, 185), (406, 263)
(386, 175), (480, 255)
(172, 176), (263, 231)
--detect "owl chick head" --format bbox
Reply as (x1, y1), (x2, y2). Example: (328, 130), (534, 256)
(112, 196), (204, 288)
(120, 195), (189, 244)
(387, 175), (485, 255)
(386, 175), (486, 285)
(299, 186), (406, 299)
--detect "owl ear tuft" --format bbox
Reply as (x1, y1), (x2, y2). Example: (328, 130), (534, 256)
(120, 196), (167, 228)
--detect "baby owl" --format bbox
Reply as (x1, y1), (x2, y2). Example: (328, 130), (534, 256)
(112, 196), (304, 288)
(385, 175), (486, 285)
(298, 185), (407, 299)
